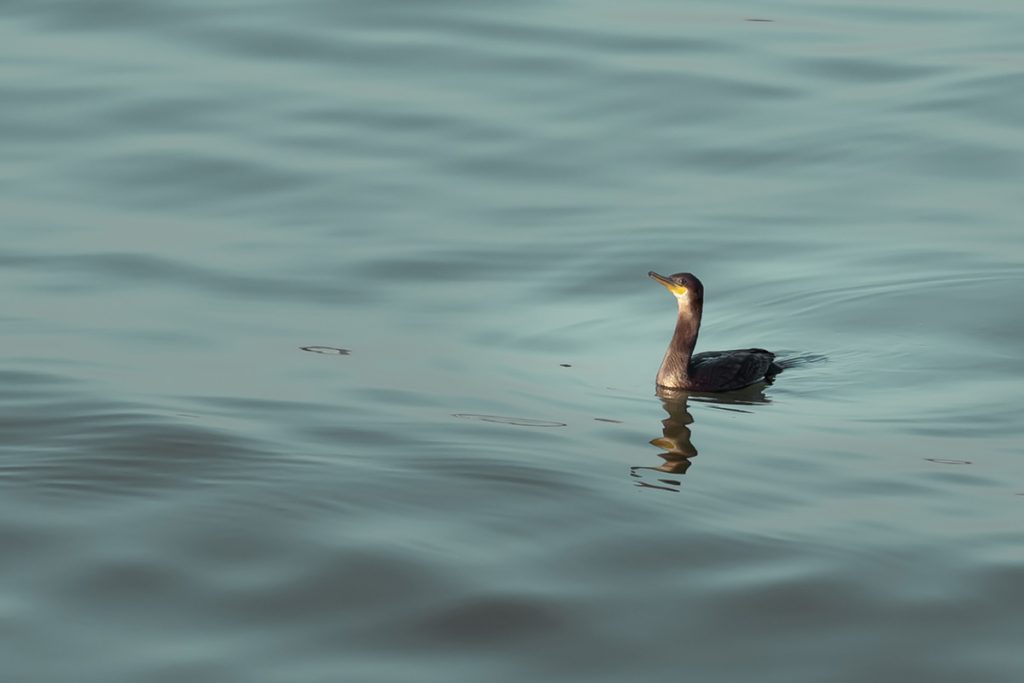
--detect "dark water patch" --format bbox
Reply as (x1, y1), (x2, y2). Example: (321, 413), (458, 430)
(684, 138), (856, 173)
(904, 72), (1024, 129)
(186, 395), (356, 416)
(392, 13), (726, 57)
(0, 82), (124, 144)
(764, 268), (1024, 325)
(420, 457), (586, 495)
(404, 592), (565, 646)
(895, 134), (1024, 180)
(183, 395), (415, 456)
(80, 150), (310, 208)
(5, 0), (198, 31)
(796, 57), (942, 83)
(2, 249), (367, 303)
(860, 401), (1024, 439)
(2, 415), (275, 500)
(299, 424), (427, 451)
(207, 546), (460, 624)
(105, 95), (241, 136)
(0, 369), (80, 394)
(289, 106), (518, 157)
(352, 247), (569, 284)
(808, 2), (987, 23)
(0, 381), (277, 500)
(359, 388), (442, 408)
(187, 24), (366, 64)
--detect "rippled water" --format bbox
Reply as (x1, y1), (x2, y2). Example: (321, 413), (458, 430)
(3, 1), (1023, 681)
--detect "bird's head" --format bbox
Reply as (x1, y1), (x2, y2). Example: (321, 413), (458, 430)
(649, 271), (704, 307)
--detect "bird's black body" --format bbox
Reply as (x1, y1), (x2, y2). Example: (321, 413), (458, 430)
(649, 271), (779, 392)
(685, 348), (779, 392)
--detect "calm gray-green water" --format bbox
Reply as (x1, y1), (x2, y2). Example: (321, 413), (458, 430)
(3, 1), (1023, 681)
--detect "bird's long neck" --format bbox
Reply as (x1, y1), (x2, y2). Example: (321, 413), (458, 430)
(656, 302), (701, 388)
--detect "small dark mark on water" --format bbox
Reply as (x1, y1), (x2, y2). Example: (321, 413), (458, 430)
(633, 480), (680, 493)
(925, 458), (972, 465)
(559, 363), (571, 367)
(594, 418), (623, 423)
(452, 414), (566, 427)
(300, 346), (350, 355)
(746, 18), (774, 22)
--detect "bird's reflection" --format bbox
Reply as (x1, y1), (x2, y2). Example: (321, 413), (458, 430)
(631, 383), (772, 492)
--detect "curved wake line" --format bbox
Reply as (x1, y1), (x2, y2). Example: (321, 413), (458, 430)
(774, 352), (828, 370)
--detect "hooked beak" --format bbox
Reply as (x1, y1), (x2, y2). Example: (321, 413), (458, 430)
(649, 271), (688, 296)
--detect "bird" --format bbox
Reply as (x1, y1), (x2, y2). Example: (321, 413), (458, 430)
(649, 271), (781, 392)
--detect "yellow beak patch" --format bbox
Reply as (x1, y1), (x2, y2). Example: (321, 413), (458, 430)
(649, 271), (688, 296)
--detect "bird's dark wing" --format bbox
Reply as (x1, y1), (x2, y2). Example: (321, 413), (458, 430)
(688, 348), (776, 391)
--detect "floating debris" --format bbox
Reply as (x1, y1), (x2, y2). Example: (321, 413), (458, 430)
(452, 414), (566, 427)
(925, 458), (972, 465)
(559, 363), (572, 367)
(594, 417), (623, 423)
(300, 346), (350, 355)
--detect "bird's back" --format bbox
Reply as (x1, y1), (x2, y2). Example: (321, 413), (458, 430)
(687, 348), (777, 392)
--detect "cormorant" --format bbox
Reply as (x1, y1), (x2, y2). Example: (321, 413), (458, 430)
(649, 271), (780, 392)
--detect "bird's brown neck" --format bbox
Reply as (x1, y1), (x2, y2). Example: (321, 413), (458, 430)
(656, 301), (702, 388)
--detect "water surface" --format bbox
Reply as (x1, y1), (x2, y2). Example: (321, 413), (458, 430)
(2, 1), (1023, 681)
